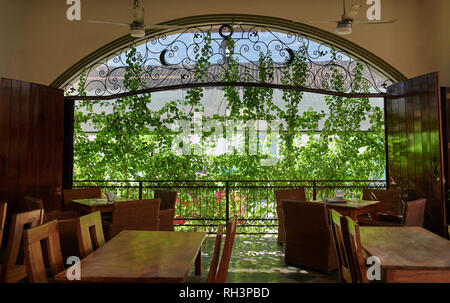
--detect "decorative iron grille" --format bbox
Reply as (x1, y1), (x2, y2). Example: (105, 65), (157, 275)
(63, 23), (394, 98)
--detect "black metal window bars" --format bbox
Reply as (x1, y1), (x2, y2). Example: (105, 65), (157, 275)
(73, 179), (385, 234)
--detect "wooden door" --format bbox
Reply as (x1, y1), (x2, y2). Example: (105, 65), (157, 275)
(441, 87), (450, 236)
(386, 72), (447, 236)
(0, 78), (64, 221)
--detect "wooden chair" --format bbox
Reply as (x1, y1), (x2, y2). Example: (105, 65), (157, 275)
(0, 209), (44, 282)
(154, 190), (177, 231)
(23, 196), (79, 260)
(329, 209), (352, 282)
(206, 225), (224, 282)
(77, 211), (106, 258)
(400, 198), (427, 226)
(23, 196), (44, 212)
(102, 199), (160, 240)
(344, 216), (369, 283)
(62, 187), (102, 211)
(361, 198), (427, 227)
(187, 224), (224, 283)
(358, 188), (402, 224)
(281, 200), (337, 272)
(187, 217), (237, 283)
(274, 188), (306, 244)
(23, 220), (64, 283)
(23, 196), (76, 221)
(216, 216), (237, 282)
(57, 218), (80, 262)
(0, 202), (7, 248)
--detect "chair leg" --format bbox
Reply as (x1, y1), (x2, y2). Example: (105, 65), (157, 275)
(277, 224), (286, 244)
(277, 207), (286, 245)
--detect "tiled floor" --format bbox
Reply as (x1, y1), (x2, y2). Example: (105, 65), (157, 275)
(191, 235), (339, 283)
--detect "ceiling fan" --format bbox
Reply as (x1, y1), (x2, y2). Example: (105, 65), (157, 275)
(87, 0), (184, 38)
(307, 0), (397, 35)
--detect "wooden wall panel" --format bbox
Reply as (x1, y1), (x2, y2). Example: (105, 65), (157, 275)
(0, 79), (13, 220)
(0, 78), (64, 222)
(62, 99), (74, 190)
(8, 80), (21, 213)
(18, 80), (35, 212)
(386, 72), (447, 236)
(442, 87), (450, 236)
(405, 92), (415, 192)
(413, 95), (423, 201)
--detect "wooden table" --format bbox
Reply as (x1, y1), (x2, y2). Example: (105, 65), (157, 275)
(310, 199), (380, 221)
(71, 197), (130, 214)
(54, 230), (207, 283)
(360, 226), (450, 283)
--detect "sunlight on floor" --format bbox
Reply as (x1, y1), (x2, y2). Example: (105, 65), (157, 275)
(191, 235), (339, 283)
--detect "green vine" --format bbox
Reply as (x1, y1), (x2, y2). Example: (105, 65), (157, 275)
(73, 40), (385, 184)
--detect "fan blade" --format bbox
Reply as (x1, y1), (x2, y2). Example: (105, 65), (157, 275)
(146, 24), (186, 30)
(87, 20), (130, 27)
(343, 4), (362, 19)
(353, 19), (397, 24)
(301, 20), (340, 24)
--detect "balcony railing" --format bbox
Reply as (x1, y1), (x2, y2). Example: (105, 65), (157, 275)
(72, 179), (386, 234)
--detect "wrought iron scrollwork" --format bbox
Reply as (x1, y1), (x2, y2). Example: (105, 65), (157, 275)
(63, 23), (394, 98)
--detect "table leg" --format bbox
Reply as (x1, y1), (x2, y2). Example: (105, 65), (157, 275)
(195, 247), (202, 276)
(350, 210), (358, 221)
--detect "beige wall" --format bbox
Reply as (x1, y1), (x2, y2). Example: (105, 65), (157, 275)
(0, 0), (449, 87)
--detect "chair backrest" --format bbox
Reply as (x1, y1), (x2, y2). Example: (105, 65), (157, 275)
(274, 188), (307, 206)
(0, 209), (44, 282)
(23, 196), (44, 212)
(63, 187), (102, 210)
(282, 200), (331, 242)
(77, 211), (106, 258)
(329, 209), (352, 283)
(111, 199), (161, 230)
(58, 217), (79, 262)
(344, 216), (369, 283)
(215, 216), (237, 283)
(206, 224), (224, 283)
(0, 202), (7, 248)
(23, 196), (51, 222)
(362, 188), (402, 217)
(154, 190), (177, 210)
(23, 220), (64, 283)
(402, 198), (427, 226)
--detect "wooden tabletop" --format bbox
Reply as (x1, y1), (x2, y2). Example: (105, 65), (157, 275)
(360, 227), (450, 270)
(311, 199), (380, 209)
(72, 197), (129, 206)
(71, 197), (131, 214)
(54, 230), (207, 283)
